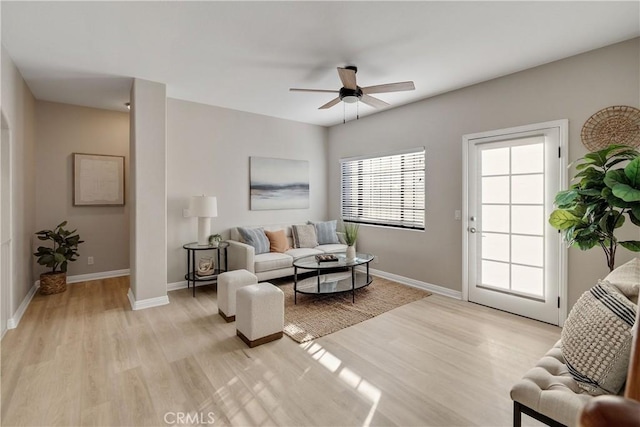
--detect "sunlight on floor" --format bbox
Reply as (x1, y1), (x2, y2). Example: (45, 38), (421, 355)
(302, 341), (381, 427)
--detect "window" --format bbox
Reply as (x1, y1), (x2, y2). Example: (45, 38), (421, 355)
(340, 148), (425, 230)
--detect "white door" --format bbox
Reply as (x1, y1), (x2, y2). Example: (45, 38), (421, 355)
(463, 121), (567, 325)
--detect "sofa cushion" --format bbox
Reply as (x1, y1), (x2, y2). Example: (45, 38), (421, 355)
(254, 252), (293, 273)
(264, 229), (290, 253)
(316, 244), (347, 254)
(292, 224), (318, 248)
(286, 248), (323, 260)
(237, 227), (270, 254)
(510, 340), (592, 427)
(604, 258), (640, 304)
(561, 280), (637, 395)
(311, 220), (340, 245)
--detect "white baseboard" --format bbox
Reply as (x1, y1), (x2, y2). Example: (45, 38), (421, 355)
(7, 281), (38, 330)
(67, 269), (130, 284)
(364, 267), (462, 300)
(127, 288), (170, 311)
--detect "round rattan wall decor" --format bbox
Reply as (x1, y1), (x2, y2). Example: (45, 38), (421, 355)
(581, 105), (640, 152)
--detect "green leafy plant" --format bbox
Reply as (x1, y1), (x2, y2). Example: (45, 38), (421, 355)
(208, 234), (222, 244)
(342, 221), (360, 246)
(33, 221), (84, 273)
(549, 144), (640, 271)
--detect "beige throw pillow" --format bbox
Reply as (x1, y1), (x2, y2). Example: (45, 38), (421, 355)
(561, 280), (637, 395)
(292, 224), (318, 248)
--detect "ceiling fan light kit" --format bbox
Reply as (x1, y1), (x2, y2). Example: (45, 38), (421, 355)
(290, 65), (415, 115)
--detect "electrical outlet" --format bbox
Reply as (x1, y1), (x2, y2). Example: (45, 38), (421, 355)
(87, 256), (94, 265)
(374, 256), (380, 264)
(183, 208), (191, 218)
(454, 210), (462, 220)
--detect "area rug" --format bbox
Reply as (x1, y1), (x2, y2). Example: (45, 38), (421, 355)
(277, 276), (431, 343)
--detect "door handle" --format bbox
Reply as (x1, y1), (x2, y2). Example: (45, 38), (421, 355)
(469, 227), (476, 233)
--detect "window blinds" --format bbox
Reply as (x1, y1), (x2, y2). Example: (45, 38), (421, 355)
(340, 148), (425, 230)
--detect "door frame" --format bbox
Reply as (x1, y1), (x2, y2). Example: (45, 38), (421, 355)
(462, 120), (569, 326)
(1, 112), (12, 338)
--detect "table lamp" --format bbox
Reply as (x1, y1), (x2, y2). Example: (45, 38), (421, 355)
(190, 195), (218, 245)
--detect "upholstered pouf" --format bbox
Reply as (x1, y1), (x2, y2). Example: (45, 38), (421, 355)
(217, 269), (258, 322)
(236, 283), (284, 348)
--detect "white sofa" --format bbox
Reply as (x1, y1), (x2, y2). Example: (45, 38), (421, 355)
(227, 224), (347, 281)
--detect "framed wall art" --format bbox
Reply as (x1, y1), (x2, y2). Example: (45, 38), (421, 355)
(250, 157), (309, 210)
(73, 153), (125, 206)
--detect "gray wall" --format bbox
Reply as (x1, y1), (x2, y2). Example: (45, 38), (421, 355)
(166, 99), (328, 284)
(1, 45), (36, 315)
(327, 38), (640, 309)
(34, 101), (130, 276)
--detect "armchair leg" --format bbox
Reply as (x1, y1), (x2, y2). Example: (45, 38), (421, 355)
(514, 401), (522, 427)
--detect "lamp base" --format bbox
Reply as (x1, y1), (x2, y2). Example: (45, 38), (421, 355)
(197, 217), (211, 246)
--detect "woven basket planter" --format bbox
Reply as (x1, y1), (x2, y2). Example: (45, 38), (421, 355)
(39, 272), (67, 295)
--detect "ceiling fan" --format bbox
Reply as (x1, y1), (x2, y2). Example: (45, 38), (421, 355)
(290, 66), (415, 110)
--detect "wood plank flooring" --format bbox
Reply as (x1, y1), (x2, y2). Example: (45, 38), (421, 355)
(1, 277), (560, 426)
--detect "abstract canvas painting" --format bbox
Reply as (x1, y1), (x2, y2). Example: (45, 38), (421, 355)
(250, 157), (309, 210)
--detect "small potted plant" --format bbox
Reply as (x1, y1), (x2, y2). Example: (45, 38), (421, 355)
(33, 221), (84, 294)
(342, 221), (360, 261)
(208, 233), (223, 248)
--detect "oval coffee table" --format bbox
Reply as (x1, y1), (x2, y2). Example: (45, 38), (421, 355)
(292, 252), (374, 304)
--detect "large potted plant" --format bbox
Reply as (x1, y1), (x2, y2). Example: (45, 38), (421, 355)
(33, 221), (84, 294)
(549, 144), (640, 271)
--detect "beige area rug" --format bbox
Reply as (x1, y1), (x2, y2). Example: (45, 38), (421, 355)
(276, 276), (431, 343)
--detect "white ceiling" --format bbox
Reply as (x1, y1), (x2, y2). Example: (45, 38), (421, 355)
(2, 1), (639, 127)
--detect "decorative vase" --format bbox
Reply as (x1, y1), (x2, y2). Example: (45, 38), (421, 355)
(346, 245), (356, 261)
(39, 272), (67, 295)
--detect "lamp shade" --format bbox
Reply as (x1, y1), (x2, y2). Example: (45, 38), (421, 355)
(189, 196), (218, 218)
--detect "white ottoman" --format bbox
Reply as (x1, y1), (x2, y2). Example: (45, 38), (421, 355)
(236, 283), (284, 348)
(217, 269), (258, 322)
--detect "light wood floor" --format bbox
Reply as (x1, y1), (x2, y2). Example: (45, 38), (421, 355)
(1, 277), (560, 427)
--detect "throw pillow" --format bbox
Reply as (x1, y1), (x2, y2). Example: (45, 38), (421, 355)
(604, 258), (640, 304)
(237, 227), (270, 255)
(264, 229), (290, 253)
(292, 224), (318, 248)
(561, 280), (637, 395)
(311, 220), (340, 245)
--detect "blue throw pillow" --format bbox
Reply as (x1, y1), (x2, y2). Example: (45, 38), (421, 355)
(237, 227), (270, 254)
(311, 220), (340, 245)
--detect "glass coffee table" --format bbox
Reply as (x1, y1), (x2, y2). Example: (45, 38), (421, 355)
(292, 252), (374, 304)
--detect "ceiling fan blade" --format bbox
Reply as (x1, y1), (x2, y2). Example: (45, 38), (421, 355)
(319, 97), (341, 109)
(290, 88), (339, 93)
(337, 67), (357, 90)
(360, 94), (390, 109)
(362, 81), (415, 94)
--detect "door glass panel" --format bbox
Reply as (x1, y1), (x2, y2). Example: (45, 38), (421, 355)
(511, 175), (543, 204)
(478, 139), (546, 299)
(511, 235), (543, 267)
(512, 143), (543, 174)
(482, 233), (509, 262)
(482, 176), (509, 204)
(511, 265), (544, 296)
(482, 205), (509, 233)
(482, 260), (509, 289)
(481, 148), (510, 175)
(511, 206), (543, 235)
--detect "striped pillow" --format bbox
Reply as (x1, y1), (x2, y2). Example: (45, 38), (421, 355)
(237, 227), (270, 255)
(311, 220), (339, 245)
(561, 280), (637, 395)
(292, 224), (318, 248)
